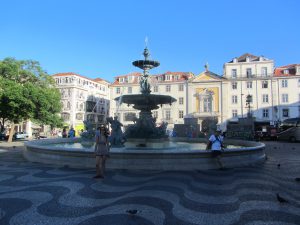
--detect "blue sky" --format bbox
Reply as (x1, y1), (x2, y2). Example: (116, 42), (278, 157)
(0, 0), (299, 81)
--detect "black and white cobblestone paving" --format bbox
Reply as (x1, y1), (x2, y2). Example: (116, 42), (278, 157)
(0, 143), (299, 225)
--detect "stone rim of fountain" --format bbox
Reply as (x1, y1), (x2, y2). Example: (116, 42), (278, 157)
(24, 138), (266, 170)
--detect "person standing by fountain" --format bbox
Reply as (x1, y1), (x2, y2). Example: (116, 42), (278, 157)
(62, 128), (67, 138)
(94, 125), (109, 178)
(206, 128), (225, 169)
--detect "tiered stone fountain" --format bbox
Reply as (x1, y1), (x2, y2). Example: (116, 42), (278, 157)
(116, 47), (176, 140)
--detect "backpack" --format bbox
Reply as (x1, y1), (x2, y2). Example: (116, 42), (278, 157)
(206, 135), (224, 150)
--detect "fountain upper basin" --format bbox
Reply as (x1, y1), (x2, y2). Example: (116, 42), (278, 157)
(115, 94), (176, 110)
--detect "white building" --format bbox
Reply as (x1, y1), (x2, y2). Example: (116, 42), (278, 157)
(223, 53), (276, 123)
(273, 64), (300, 120)
(224, 54), (300, 124)
(53, 72), (110, 134)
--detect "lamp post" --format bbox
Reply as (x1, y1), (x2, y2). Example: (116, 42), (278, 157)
(241, 93), (244, 118)
(246, 94), (252, 118)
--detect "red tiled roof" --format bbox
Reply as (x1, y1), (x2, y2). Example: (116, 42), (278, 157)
(228, 53), (269, 63)
(274, 64), (299, 77)
(111, 71), (193, 86)
(115, 72), (142, 78)
(52, 72), (109, 84)
(112, 72), (142, 85)
(276, 64), (300, 69)
(93, 78), (110, 84)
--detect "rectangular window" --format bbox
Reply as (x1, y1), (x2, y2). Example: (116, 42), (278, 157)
(282, 108), (289, 117)
(262, 81), (268, 88)
(263, 109), (269, 118)
(165, 75), (171, 80)
(282, 94), (289, 103)
(128, 87), (132, 94)
(179, 97), (184, 105)
(246, 68), (252, 78)
(116, 87), (120, 94)
(178, 84), (184, 91)
(261, 67), (268, 77)
(231, 69), (237, 78)
(153, 86), (158, 92)
(262, 94), (269, 103)
(165, 110), (171, 120)
(166, 85), (171, 92)
(179, 110), (184, 118)
(153, 111), (158, 118)
(298, 79), (300, 87)
(246, 81), (252, 89)
(231, 82), (237, 89)
(232, 95), (238, 104)
(281, 79), (288, 88)
(232, 109), (238, 118)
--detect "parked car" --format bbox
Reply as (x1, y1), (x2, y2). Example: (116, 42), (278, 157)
(0, 129), (9, 140)
(13, 132), (29, 139)
(0, 132), (8, 140)
(277, 118), (300, 142)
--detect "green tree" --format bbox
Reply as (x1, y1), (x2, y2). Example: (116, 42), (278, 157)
(0, 57), (63, 142)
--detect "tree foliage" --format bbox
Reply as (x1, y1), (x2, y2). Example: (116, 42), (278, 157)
(0, 57), (63, 128)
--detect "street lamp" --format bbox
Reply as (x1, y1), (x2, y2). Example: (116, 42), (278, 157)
(241, 93), (244, 118)
(246, 94), (252, 118)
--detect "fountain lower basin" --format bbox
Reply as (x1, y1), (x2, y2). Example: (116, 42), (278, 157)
(23, 138), (266, 170)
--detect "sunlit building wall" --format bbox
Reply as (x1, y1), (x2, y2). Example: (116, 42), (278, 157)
(53, 72), (110, 134)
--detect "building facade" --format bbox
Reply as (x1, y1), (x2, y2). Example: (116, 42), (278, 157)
(110, 54), (300, 132)
(223, 53), (276, 123)
(273, 64), (300, 120)
(53, 72), (110, 134)
(53, 55), (300, 135)
(187, 65), (226, 130)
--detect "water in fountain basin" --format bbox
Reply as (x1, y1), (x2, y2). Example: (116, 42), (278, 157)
(45, 141), (242, 152)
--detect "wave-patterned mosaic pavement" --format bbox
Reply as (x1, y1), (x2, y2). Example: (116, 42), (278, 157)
(0, 143), (299, 225)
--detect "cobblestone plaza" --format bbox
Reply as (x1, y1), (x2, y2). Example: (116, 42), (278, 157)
(0, 142), (299, 225)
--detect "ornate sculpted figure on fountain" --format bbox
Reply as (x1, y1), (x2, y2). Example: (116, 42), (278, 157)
(140, 75), (151, 94)
(80, 120), (95, 140)
(107, 116), (125, 147)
